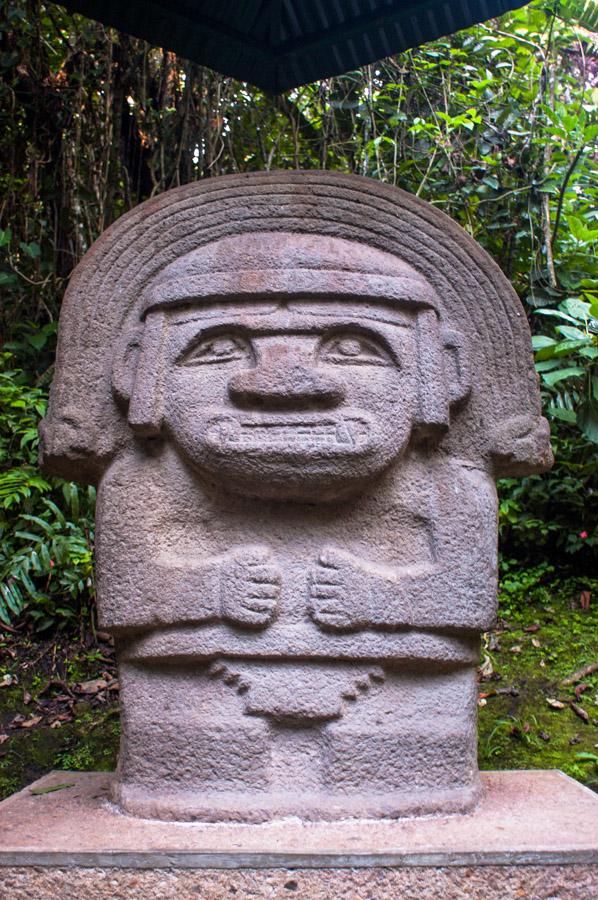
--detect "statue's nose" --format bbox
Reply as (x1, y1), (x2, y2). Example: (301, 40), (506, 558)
(228, 360), (345, 409)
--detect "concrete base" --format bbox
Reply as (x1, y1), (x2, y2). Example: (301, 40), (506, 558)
(0, 769), (597, 898)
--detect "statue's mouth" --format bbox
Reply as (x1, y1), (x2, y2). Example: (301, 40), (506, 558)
(205, 414), (371, 454)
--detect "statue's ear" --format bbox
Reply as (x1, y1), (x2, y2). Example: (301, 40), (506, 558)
(441, 329), (471, 407)
(413, 309), (449, 439)
(112, 313), (165, 438)
(112, 331), (142, 404)
(414, 315), (471, 440)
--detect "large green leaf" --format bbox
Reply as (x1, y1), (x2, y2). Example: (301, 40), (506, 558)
(556, 0), (598, 32)
(577, 399), (598, 443)
(542, 366), (586, 386)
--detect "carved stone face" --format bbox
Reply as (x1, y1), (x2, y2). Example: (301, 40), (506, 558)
(159, 300), (420, 501)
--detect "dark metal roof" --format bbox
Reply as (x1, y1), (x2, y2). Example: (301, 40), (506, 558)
(61, 1), (530, 93)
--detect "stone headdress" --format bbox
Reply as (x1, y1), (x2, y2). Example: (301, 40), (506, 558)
(40, 171), (551, 482)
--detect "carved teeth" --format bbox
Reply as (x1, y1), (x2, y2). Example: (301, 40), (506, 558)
(209, 418), (369, 450)
(335, 422), (353, 445)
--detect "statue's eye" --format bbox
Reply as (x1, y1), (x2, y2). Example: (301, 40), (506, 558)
(181, 333), (252, 366)
(319, 334), (393, 367)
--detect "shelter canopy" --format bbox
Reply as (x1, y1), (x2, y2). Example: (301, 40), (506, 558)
(60, 0), (529, 93)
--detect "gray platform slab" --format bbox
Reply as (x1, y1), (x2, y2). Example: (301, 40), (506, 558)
(0, 769), (597, 869)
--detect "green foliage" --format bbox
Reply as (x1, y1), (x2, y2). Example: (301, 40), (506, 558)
(0, 353), (47, 466)
(498, 559), (557, 609)
(0, 1), (596, 626)
(557, 0), (598, 33)
(499, 431), (597, 562)
(0, 353), (95, 630)
(533, 298), (598, 441)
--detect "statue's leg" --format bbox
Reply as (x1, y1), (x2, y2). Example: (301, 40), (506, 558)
(113, 653), (479, 822)
(113, 656), (272, 822)
(323, 663), (480, 817)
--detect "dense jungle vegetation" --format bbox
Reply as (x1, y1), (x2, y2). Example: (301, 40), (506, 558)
(0, 0), (597, 798)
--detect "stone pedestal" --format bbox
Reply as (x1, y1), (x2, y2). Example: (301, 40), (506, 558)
(1, 769), (596, 898)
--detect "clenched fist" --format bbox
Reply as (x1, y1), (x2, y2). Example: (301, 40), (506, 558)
(308, 546), (371, 632)
(220, 545), (281, 628)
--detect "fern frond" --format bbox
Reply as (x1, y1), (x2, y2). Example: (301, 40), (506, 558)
(555, 0), (598, 33)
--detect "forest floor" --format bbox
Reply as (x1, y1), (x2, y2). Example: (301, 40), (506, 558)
(1, 576), (597, 802)
(477, 574), (598, 786)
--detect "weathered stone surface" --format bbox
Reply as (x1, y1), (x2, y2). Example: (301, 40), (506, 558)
(4, 865), (598, 900)
(1, 769), (597, 862)
(3, 865), (598, 900)
(1, 770), (597, 898)
(40, 171), (553, 821)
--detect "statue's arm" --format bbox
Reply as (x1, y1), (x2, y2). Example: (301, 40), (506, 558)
(146, 545), (281, 628)
(95, 452), (280, 631)
(99, 544), (281, 630)
(309, 465), (497, 633)
(138, 555), (223, 626)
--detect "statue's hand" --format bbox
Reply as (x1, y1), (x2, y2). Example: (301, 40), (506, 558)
(220, 545), (280, 628)
(308, 546), (370, 632)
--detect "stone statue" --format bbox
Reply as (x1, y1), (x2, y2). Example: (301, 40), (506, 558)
(40, 172), (552, 822)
